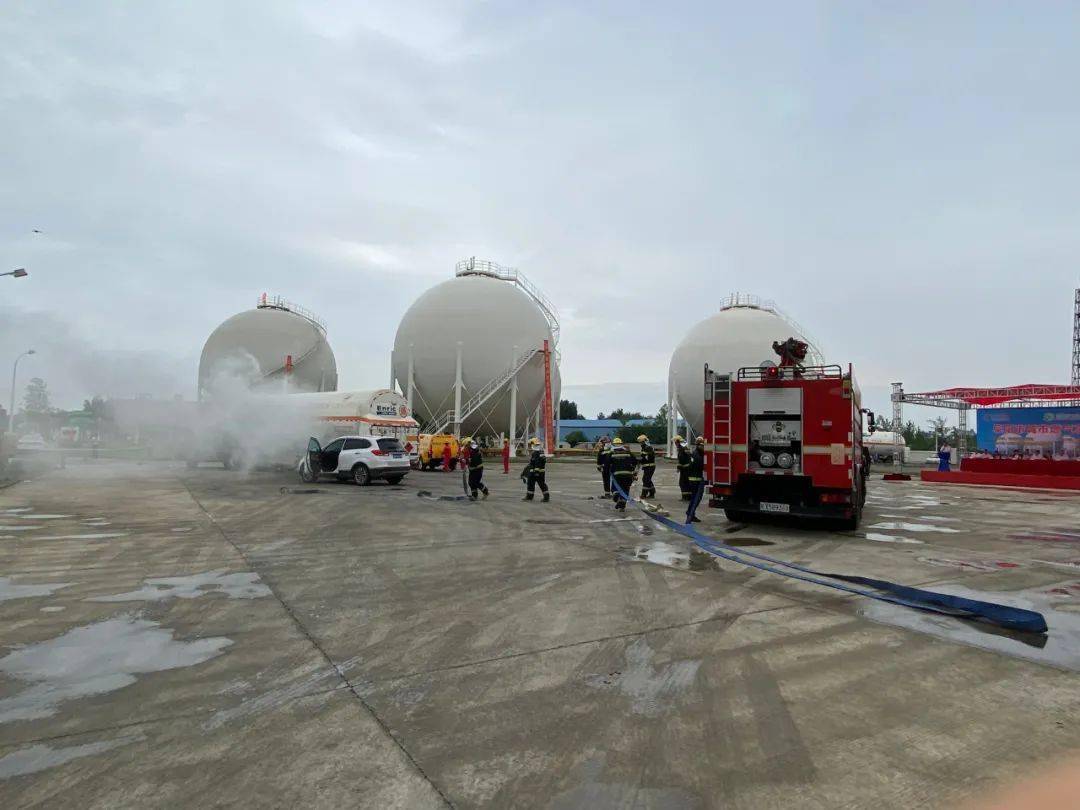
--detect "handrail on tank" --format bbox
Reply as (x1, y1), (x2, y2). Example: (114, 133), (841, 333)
(256, 293), (327, 333)
(455, 257), (561, 347)
(718, 292), (824, 366)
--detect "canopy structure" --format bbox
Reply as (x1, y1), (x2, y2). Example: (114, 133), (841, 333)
(904, 384), (1080, 408)
(888, 382), (1080, 468)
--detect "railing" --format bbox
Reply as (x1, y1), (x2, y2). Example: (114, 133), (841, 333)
(426, 348), (541, 435)
(257, 294), (327, 333)
(719, 292), (824, 366)
(455, 258), (561, 347)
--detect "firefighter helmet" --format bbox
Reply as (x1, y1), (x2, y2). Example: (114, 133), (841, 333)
(612, 437), (624, 445)
(637, 434), (649, 443)
(673, 435), (685, 443)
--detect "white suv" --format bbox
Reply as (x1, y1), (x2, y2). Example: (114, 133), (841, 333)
(299, 435), (411, 486)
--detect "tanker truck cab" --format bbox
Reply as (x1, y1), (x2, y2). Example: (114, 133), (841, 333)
(301, 435), (411, 486)
(704, 353), (870, 529)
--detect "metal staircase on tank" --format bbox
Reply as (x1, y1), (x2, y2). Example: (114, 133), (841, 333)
(426, 348), (541, 435)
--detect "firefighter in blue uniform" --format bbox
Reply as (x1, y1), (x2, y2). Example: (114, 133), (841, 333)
(609, 437), (638, 511)
(674, 435), (692, 500)
(466, 439), (489, 500)
(637, 434), (656, 499)
(521, 437), (550, 502)
(596, 436), (613, 498)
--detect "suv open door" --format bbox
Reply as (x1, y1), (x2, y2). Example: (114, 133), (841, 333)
(301, 437), (322, 482)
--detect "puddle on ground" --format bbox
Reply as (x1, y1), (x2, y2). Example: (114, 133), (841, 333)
(0, 616), (232, 723)
(526, 518), (633, 526)
(170, 527), (192, 533)
(863, 532), (923, 545)
(0, 525), (43, 531)
(917, 556), (1020, 572)
(39, 606), (65, 613)
(2, 508), (32, 514)
(0, 733), (144, 779)
(626, 541), (688, 568)
(584, 637), (700, 716)
(722, 536), (774, 547)
(16, 515), (71, 520)
(858, 583), (1080, 671)
(869, 521), (961, 534)
(35, 533), (129, 541)
(1010, 531), (1080, 544)
(258, 537), (297, 552)
(689, 549), (720, 571)
(0, 577), (72, 602)
(89, 571), (271, 603)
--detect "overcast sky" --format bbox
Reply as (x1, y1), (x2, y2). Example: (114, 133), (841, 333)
(2, 1), (1078, 418)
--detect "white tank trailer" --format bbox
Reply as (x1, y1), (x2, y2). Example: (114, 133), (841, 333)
(391, 259), (561, 442)
(667, 294), (823, 450)
(199, 295), (338, 400)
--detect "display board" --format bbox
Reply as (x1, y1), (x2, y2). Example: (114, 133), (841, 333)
(976, 406), (1080, 457)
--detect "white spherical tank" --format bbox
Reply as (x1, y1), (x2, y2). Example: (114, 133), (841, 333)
(669, 299), (823, 434)
(199, 298), (338, 399)
(392, 267), (560, 436)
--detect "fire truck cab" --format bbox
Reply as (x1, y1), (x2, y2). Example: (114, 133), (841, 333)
(704, 357), (871, 529)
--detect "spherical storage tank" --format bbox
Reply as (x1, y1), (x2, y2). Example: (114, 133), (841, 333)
(199, 296), (338, 399)
(669, 295), (823, 434)
(392, 260), (561, 437)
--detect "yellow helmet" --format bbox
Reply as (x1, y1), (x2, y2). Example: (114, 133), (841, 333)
(673, 435), (685, 443)
(696, 436), (705, 444)
(529, 437), (541, 446)
(636, 434), (649, 443)
(460, 436), (471, 444)
(612, 437), (624, 445)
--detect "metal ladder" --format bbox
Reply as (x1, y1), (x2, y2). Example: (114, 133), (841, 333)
(426, 348), (540, 435)
(708, 371), (733, 486)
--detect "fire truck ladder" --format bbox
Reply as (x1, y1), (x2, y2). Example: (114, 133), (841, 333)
(426, 348), (541, 436)
(709, 371), (733, 486)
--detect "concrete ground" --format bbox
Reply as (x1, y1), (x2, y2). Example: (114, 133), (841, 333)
(2, 458), (1080, 809)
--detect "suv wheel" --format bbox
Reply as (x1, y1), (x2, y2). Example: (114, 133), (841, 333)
(352, 464), (371, 486)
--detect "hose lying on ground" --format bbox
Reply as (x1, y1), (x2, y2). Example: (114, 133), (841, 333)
(611, 479), (1048, 634)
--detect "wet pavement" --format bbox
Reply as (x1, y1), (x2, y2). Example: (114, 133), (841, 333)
(1, 458), (1080, 808)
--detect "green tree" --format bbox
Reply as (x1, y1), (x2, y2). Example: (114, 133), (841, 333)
(559, 399), (581, 419)
(607, 408), (645, 423)
(564, 430), (588, 447)
(23, 378), (50, 414)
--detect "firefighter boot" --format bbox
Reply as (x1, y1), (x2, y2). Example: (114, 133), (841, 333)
(542, 492), (550, 503)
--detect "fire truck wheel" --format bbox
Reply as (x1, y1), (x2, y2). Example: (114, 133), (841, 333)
(723, 509), (744, 522)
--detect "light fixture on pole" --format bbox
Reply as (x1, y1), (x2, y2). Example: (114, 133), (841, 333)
(2, 268), (28, 279)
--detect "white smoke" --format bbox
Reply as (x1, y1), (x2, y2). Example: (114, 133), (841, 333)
(195, 352), (328, 471)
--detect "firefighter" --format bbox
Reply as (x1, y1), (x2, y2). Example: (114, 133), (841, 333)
(637, 434), (656, 499)
(442, 440), (453, 472)
(609, 437), (638, 511)
(502, 438), (511, 474)
(685, 436), (707, 523)
(596, 436), (613, 498)
(521, 437), (550, 502)
(674, 435), (692, 500)
(466, 439), (489, 500)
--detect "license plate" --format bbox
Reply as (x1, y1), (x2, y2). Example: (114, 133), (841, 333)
(392, 453), (403, 459)
(759, 501), (790, 513)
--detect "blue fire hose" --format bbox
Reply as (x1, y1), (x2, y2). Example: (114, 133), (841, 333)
(611, 479), (1047, 634)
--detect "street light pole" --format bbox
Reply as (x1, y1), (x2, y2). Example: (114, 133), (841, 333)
(8, 350), (35, 434)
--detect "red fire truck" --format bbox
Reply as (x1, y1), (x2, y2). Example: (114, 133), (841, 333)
(703, 340), (872, 528)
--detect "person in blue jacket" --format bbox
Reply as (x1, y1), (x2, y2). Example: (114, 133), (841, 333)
(937, 442), (952, 472)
